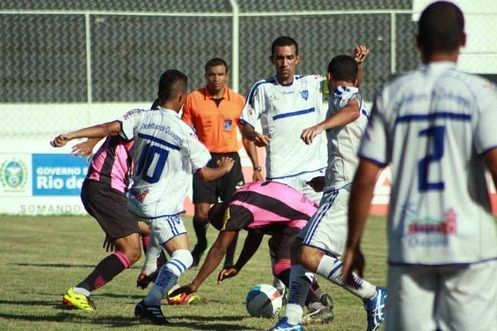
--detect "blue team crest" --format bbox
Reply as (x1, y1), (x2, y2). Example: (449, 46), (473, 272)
(300, 90), (309, 100)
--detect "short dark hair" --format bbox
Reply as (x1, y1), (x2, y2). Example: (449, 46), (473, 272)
(327, 55), (358, 82)
(208, 202), (229, 231)
(271, 36), (299, 57)
(157, 69), (188, 103)
(205, 58), (229, 73)
(418, 1), (464, 54)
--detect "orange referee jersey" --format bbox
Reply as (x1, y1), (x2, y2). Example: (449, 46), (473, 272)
(182, 86), (245, 153)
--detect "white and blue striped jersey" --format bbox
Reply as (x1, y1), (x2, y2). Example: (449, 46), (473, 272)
(324, 86), (370, 191)
(120, 106), (211, 217)
(360, 61), (497, 265)
(241, 75), (328, 179)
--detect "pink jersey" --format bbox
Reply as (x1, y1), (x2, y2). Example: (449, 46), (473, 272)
(87, 136), (134, 193)
(224, 181), (318, 233)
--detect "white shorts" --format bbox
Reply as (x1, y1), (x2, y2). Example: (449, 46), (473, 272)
(273, 170), (324, 204)
(386, 261), (497, 331)
(298, 188), (348, 256)
(144, 214), (187, 245)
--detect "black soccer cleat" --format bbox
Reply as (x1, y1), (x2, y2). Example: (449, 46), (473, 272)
(134, 300), (169, 325)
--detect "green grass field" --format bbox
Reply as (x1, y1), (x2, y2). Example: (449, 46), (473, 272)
(0, 215), (387, 330)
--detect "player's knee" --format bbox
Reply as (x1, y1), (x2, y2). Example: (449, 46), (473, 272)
(299, 246), (322, 273)
(171, 249), (193, 271)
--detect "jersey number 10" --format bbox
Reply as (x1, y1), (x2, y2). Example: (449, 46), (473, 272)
(136, 143), (169, 184)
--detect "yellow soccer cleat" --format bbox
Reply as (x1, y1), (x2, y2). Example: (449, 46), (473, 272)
(62, 288), (96, 311)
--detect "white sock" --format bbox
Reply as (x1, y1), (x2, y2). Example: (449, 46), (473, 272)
(316, 254), (376, 299)
(285, 264), (314, 324)
(144, 249), (192, 305)
(72, 287), (91, 297)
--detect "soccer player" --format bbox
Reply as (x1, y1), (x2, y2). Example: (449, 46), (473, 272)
(239, 36), (331, 311)
(169, 180), (333, 323)
(272, 50), (387, 331)
(182, 58), (261, 268)
(51, 123), (139, 312)
(342, 2), (497, 331)
(54, 70), (234, 324)
(240, 36), (327, 204)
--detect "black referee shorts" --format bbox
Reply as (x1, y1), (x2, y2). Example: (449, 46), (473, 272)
(80, 179), (139, 241)
(192, 152), (244, 204)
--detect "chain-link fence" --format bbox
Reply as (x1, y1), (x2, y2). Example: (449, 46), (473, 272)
(0, 0), (417, 105)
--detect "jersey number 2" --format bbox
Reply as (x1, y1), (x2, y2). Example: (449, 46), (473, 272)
(136, 143), (169, 184)
(418, 126), (445, 191)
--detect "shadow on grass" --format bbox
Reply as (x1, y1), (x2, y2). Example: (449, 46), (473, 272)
(0, 312), (259, 330)
(0, 312), (140, 327)
(14, 263), (96, 268)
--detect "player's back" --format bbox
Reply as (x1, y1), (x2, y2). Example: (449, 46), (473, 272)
(226, 181), (318, 231)
(122, 108), (210, 218)
(242, 75), (327, 179)
(325, 86), (369, 190)
(377, 62), (497, 264)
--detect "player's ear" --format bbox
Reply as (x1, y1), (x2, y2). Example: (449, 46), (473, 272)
(460, 32), (466, 47)
(269, 55), (275, 64)
(295, 54), (301, 64)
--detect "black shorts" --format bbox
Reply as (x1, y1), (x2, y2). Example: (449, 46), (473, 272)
(267, 227), (301, 261)
(80, 179), (139, 241)
(192, 152), (244, 203)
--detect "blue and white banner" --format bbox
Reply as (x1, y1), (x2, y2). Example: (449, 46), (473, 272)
(32, 154), (88, 196)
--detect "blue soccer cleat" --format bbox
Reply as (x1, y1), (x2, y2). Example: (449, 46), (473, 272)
(364, 287), (387, 331)
(269, 317), (304, 331)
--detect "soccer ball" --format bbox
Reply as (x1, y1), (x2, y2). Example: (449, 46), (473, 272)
(245, 284), (282, 318)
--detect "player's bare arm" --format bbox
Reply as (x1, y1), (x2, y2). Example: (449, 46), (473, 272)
(218, 231), (264, 283)
(170, 230), (238, 295)
(352, 45), (369, 87)
(484, 148), (497, 188)
(301, 99), (360, 145)
(196, 156), (235, 182)
(50, 121), (121, 147)
(72, 138), (102, 157)
(240, 123), (270, 147)
(241, 137), (264, 181)
(342, 159), (382, 285)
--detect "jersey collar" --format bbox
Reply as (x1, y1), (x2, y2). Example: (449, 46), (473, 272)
(158, 105), (181, 118)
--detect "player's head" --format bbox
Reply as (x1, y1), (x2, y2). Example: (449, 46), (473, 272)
(270, 36), (301, 84)
(204, 58), (229, 95)
(326, 55), (358, 89)
(208, 202), (229, 231)
(417, 1), (465, 63)
(157, 69), (188, 111)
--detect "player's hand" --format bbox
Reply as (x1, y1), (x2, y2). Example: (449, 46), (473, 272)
(301, 124), (324, 145)
(307, 176), (325, 192)
(341, 247), (365, 288)
(50, 134), (70, 148)
(136, 271), (154, 289)
(353, 45), (370, 64)
(217, 266), (239, 283)
(252, 170), (264, 182)
(72, 140), (94, 158)
(169, 283), (197, 297)
(102, 235), (115, 252)
(217, 156), (235, 173)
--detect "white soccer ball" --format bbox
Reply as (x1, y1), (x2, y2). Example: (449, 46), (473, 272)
(245, 283), (283, 318)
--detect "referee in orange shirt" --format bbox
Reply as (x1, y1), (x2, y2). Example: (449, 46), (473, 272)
(182, 58), (262, 267)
